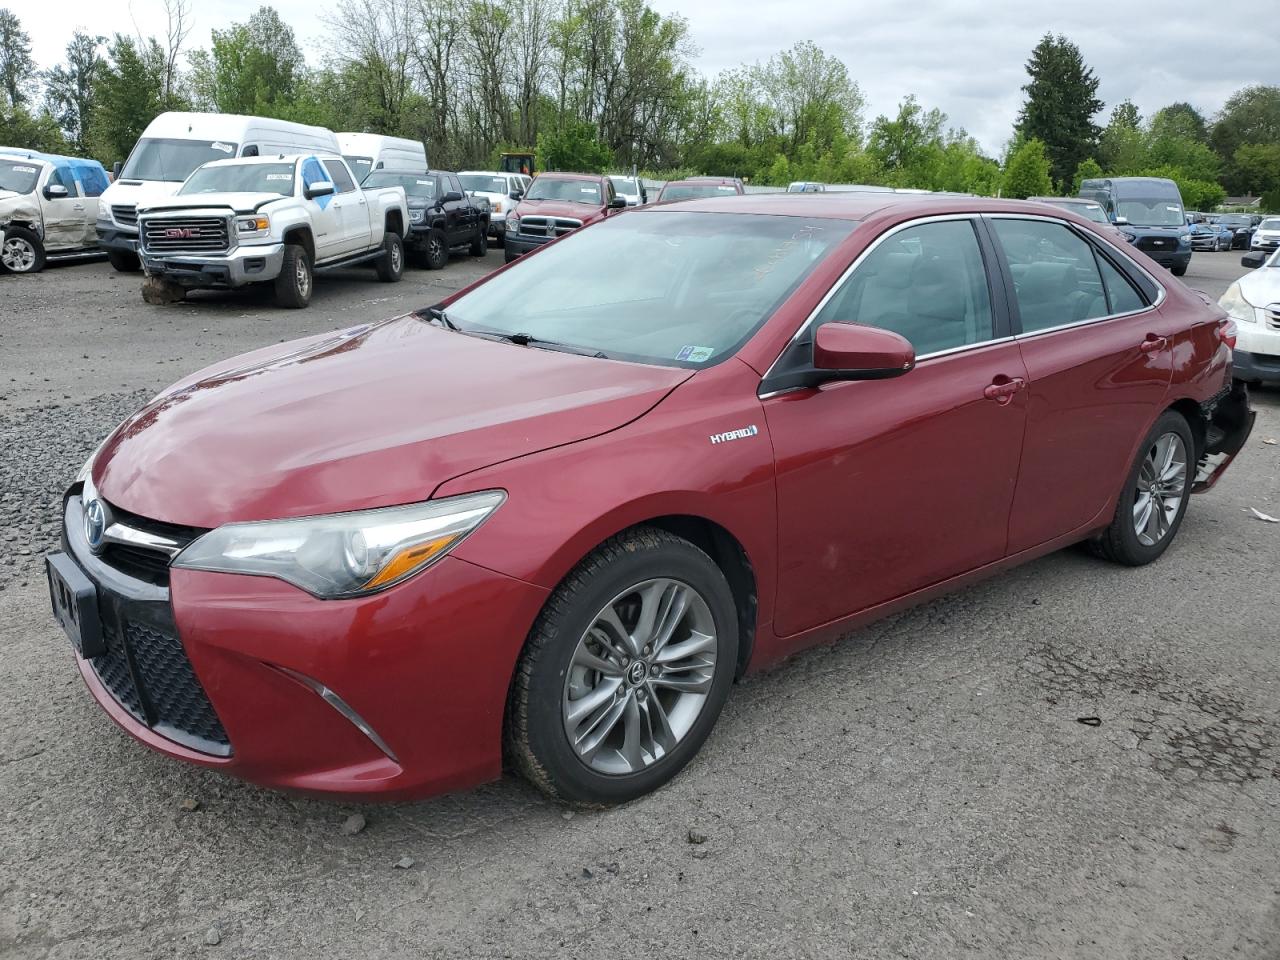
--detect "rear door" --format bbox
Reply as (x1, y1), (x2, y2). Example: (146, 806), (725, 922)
(446, 174), (472, 244)
(765, 216), (1029, 636)
(986, 215), (1175, 553)
(322, 159), (371, 254)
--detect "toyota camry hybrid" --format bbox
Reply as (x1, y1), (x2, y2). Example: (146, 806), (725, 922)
(47, 194), (1254, 805)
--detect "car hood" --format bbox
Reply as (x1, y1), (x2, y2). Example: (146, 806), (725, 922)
(100, 179), (182, 210)
(515, 198), (602, 221)
(93, 315), (691, 528)
(138, 192), (285, 215)
(1240, 266), (1280, 307)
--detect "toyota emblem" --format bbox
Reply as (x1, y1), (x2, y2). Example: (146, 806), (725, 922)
(83, 498), (107, 552)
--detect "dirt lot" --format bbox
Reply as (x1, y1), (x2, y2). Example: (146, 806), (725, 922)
(1, 248), (1278, 960)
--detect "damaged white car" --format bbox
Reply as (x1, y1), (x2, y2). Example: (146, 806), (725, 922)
(0, 152), (110, 273)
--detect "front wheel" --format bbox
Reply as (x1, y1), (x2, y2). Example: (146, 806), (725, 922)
(469, 229), (488, 257)
(507, 527), (739, 805)
(105, 248), (141, 272)
(273, 243), (313, 308)
(1090, 411), (1194, 566)
(1, 227), (45, 273)
(1171, 264), (1187, 276)
(375, 232), (404, 282)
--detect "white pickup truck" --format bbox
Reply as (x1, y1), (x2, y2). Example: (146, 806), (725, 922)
(136, 154), (409, 308)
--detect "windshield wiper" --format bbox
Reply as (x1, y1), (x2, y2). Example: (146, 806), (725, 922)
(422, 305), (460, 331)
(476, 330), (609, 359)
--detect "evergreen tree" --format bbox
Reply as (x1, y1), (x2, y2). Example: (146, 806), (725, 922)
(0, 7), (35, 107)
(1016, 34), (1103, 188)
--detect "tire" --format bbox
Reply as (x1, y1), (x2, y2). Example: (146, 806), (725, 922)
(375, 232), (404, 282)
(273, 243), (313, 308)
(507, 527), (739, 806)
(469, 229), (488, 257)
(1, 227), (46, 273)
(105, 248), (141, 272)
(1171, 264), (1187, 277)
(504, 248), (519, 264)
(424, 229), (448, 270)
(1090, 410), (1195, 567)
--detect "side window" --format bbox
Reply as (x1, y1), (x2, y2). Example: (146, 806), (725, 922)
(1096, 253), (1148, 314)
(448, 175), (464, 197)
(301, 157), (327, 191)
(992, 219), (1109, 333)
(78, 166), (107, 197)
(45, 166), (77, 196)
(813, 219), (994, 357)
(605, 179), (616, 202)
(241, 144), (259, 157)
(322, 159), (356, 193)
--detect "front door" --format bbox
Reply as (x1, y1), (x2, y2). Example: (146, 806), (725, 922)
(323, 159), (371, 255)
(38, 166), (87, 251)
(985, 216), (1176, 552)
(766, 217), (1028, 637)
(301, 157), (343, 260)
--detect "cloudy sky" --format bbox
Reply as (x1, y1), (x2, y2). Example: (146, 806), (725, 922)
(24, 0), (1280, 154)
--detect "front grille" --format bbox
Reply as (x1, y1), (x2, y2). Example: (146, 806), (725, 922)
(517, 216), (583, 238)
(95, 619), (144, 723)
(1135, 236), (1176, 253)
(1265, 306), (1280, 331)
(111, 204), (137, 227)
(140, 215), (231, 254)
(99, 501), (203, 588)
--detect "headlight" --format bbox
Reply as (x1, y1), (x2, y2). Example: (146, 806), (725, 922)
(1179, 233), (1191, 245)
(96, 208), (111, 223)
(508, 214), (519, 232)
(492, 200), (503, 214)
(235, 215), (270, 237)
(172, 491), (505, 598)
(1218, 282), (1258, 324)
(409, 209), (425, 223)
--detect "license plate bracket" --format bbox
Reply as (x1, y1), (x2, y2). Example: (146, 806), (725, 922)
(46, 553), (105, 659)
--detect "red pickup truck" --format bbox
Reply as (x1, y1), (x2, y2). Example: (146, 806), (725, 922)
(504, 171), (627, 262)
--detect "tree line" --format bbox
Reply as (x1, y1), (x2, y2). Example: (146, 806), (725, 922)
(1, 3), (1278, 210)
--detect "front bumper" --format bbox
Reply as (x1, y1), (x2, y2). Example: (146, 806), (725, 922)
(1232, 349), (1280, 385)
(1190, 238), (1218, 251)
(503, 232), (553, 257)
(55, 491), (550, 800)
(1252, 237), (1280, 252)
(141, 242), (285, 289)
(1144, 249), (1192, 269)
(96, 223), (138, 253)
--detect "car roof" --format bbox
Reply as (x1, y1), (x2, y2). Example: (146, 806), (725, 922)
(458, 170), (508, 177)
(1029, 196), (1099, 205)
(196, 155), (324, 168)
(635, 193), (1110, 221)
(534, 171), (603, 181)
(665, 178), (738, 186)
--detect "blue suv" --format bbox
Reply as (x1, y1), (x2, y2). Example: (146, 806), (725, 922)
(1079, 177), (1192, 276)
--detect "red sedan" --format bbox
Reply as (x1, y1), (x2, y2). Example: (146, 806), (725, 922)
(47, 194), (1254, 805)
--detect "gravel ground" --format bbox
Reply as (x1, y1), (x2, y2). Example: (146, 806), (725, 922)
(1, 248), (1278, 960)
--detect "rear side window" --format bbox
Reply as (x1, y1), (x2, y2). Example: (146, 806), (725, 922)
(1096, 254), (1147, 314)
(814, 219), (995, 357)
(322, 159), (356, 193)
(992, 219), (1109, 334)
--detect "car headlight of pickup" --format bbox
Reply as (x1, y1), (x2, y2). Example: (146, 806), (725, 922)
(409, 208), (425, 224)
(235, 215), (270, 238)
(171, 491), (505, 598)
(1218, 282), (1260, 324)
(492, 200), (504, 214)
(1179, 233), (1191, 245)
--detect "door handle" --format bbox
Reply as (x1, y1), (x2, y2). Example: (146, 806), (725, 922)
(1138, 335), (1168, 353)
(358, 198), (367, 205)
(983, 377), (1026, 405)
(73, 204), (85, 211)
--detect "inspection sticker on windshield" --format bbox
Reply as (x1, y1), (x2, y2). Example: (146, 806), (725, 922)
(416, 179), (432, 185)
(266, 174), (291, 180)
(676, 345), (714, 362)
(211, 141), (233, 154)
(12, 164), (36, 173)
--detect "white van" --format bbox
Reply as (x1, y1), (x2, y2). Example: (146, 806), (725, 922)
(96, 112), (340, 272)
(337, 133), (428, 182)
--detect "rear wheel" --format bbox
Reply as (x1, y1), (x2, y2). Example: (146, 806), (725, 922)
(507, 527), (738, 805)
(1, 227), (45, 273)
(375, 233), (404, 282)
(469, 229), (488, 257)
(105, 248), (141, 272)
(273, 244), (312, 308)
(1091, 411), (1194, 566)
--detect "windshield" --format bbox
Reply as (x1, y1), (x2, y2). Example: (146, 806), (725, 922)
(1219, 215), (1251, 227)
(1259, 219), (1280, 231)
(610, 177), (639, 195)
(363, 172), (436, 199)
(444, 212), (853, 367)
(1045, 200), (1107, 223)
(459, 174), (507, 194)
(120, 138), (238, 182)
(1116, 199), (1185, 227)
(526, 178), (601, 204)
(661, 183), (738, 201)
(180, 162), (295, 196)
(0, 160), (40, 194)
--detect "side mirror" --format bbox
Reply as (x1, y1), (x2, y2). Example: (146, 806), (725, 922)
(44, 183), (69, 199)
(305, 180), (335, 199)
(608, 196), (627, 209)
(510, 190), (523, 200)
(1242, 252), (1267, 269)
(1113, 216), (1129, 226)
(443, 190), (464, 203)
(111, 161), (122, 179)
(812, 323), (915, 382)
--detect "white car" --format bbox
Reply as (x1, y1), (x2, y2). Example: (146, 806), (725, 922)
(457, 170), (529, 242)
(608, 175), (648, 206)
(1220, 247), (1280, 385)
(1250, 216), (1280, 254)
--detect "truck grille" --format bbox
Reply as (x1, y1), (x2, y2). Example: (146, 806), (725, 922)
(141, 215), (231, 254)
(518, 216), (583, 238)
(111, 204), (138, 227)
(1135, 236), (1176, 253)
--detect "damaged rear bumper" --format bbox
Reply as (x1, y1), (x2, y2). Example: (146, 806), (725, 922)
(1192, 381), (1255, 493)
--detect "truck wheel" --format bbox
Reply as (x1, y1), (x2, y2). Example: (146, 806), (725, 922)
(1, 227), (46, 273)
(469, 229), (488, 257)
(424, 229), (448, 270)
(274, 244), (313, 308)
(375, 233), (404, 282)
(105, 249), (141, 272)
(1171, 264), (1187, 277)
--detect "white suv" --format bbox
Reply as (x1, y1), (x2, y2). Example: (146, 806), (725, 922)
(1221, 247), (1280, 385)
(1250, 216), (1280, 254)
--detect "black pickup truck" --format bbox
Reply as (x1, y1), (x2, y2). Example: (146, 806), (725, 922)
(362, 170), (491, 268)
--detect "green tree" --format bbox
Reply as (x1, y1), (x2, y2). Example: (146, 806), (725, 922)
(43, 32), (105, 152)
(1002, 137), (1053, 198)
(1150, 102), (1209, 143)
(89, 34), (177, 165)
(1072, 156), (1104, 193)
(189, 6), (305, 115)
(1015, 34), (1103, 188)
(1233, 143), (1280, 198)
(866, 95), (944, 178)
(0, 7), (34, 107)
(0, 103), (69, 152)
(1098, 101), (1147, 174)
(537, 120), (612, 171)
(1212, 85), (1280, 193)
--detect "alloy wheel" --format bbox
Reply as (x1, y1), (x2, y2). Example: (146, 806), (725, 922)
(296, 257), (311, 297)
(2, 237), (36, 272)
(1133, 432), (1187, 547)
(562, 578), (718, 775)
(391, 242), (402, 273)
